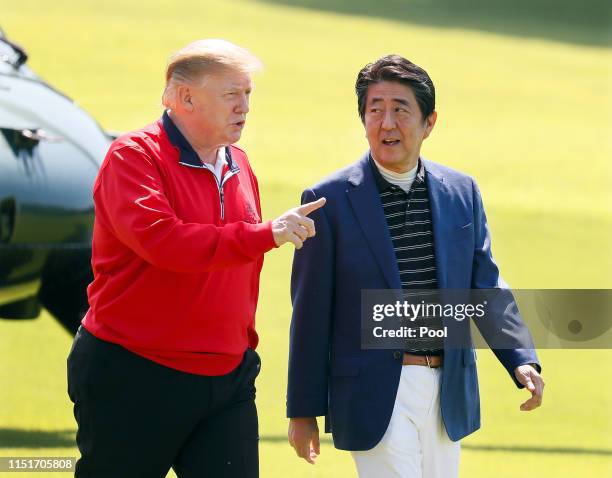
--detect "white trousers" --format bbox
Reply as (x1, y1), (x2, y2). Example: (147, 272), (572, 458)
(351, 365), (460, 478)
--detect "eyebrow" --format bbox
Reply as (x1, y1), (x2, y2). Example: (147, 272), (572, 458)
(369, 97), (411, 107)
(224, 84), (253, 92)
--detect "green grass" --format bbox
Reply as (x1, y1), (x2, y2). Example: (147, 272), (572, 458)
(1, 1), (611, 477)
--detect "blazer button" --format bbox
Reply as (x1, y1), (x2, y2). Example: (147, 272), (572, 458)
(393, 351), (402, 360)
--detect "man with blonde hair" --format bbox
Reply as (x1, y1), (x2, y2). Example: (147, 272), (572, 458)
(67, 39), (324, 478)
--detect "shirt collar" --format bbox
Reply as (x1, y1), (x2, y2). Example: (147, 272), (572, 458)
(161, 110), (238, 171)
(369, 153), (425, 193)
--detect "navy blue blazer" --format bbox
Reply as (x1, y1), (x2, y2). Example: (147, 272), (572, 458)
(287, 153), (540, 451)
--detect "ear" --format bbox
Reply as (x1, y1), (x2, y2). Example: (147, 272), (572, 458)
(176, 84), (194, 112)
(423, 110), (437, 139)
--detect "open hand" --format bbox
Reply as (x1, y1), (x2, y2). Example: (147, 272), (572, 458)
(514, 364), (545, 411)
(288, 417), (320, 464)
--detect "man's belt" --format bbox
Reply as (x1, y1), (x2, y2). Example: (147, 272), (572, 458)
(402, 353), (443, 368)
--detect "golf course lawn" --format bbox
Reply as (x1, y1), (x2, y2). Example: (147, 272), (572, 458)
(1, 1), (611, 476)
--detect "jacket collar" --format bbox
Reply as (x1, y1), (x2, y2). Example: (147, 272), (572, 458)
(161, 110), (239, 172)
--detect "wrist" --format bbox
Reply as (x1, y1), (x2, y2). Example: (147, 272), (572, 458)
(290, 417), (317, 424)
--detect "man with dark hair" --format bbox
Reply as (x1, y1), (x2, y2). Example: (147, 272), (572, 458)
(286, 55), (544, 477)
(355, 55), (436, 123)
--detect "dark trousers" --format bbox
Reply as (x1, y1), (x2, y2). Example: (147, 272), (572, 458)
(67, 327), (260, 478)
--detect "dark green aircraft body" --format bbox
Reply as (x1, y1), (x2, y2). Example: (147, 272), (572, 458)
(0, 32), (110, 333)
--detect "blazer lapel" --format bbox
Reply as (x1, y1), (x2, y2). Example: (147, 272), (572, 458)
(346, 155), (402, 290)
(424, 161), (450, 289)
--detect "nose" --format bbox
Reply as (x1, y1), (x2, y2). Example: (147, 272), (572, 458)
(235, 93), (249, 115)
(381, 110), (395, 130)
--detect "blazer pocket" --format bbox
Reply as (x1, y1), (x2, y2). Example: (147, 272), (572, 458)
(454, 222), (474, 241)
(330, 357), (361, 377)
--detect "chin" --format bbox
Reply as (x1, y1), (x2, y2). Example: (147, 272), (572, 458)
(226, 133), (242, 145)
(375, 153), (401, 167)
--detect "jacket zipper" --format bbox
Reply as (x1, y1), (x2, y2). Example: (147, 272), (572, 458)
(212, 169), (239, 220)
(178, 151), (240, 221)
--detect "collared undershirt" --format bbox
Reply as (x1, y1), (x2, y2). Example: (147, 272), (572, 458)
(201, 148), (228, 183)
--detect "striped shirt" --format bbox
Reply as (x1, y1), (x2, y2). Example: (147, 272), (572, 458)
(370, 156), (444, 355)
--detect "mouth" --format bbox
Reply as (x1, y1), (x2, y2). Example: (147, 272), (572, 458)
(234, 120), (245, 128)
(382, 139), (400, 146)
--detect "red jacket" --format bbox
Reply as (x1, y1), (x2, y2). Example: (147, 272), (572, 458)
(83, 112), (276, 375)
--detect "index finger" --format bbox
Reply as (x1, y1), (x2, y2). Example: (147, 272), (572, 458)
(297, 197), (326, 216)
(297, 441), (314, 464)
(534, 376), (545, 399)
(312, 433), (320, 455)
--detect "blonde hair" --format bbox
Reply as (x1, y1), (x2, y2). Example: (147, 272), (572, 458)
(162, 39), (262, 108)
